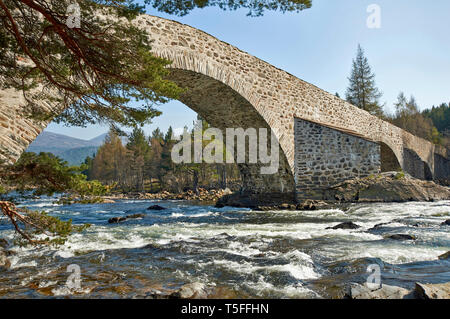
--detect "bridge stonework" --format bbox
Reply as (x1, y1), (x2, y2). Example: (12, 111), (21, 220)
(294, 119), (381, 199)
(0, 14), (448, 203)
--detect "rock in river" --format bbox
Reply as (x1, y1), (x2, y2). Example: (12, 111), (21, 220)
(323, 172), (450, 203)
(326, 222), (361, 230)
(170, 282), (209, 299)
(385, 234), (416, 241)
(415, 282), (450, 299)
(438, 251), (450, 260)
(348, 283), (413, 299)
(108, 217), (127, 224)
(441, 219), (450, 226)
(147, 205), (166, 211)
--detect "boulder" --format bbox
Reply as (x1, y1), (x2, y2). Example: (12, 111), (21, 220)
(170, 282), (209, 299)
(368, 220), (418, 231)
(323, 172), (450, 203)
(297, 200), (331, 211)
(368, 222), (392, 231)
(326, 222), (361, 230)
(147, 205), (166, 211)
(438, 251), (450, 260)
(385, 234), (416, 241)
(441, 219), (450, 226)
(415, 282), (450, 299)
(108, 217), (127, 224)
(349, 283), (413, 299)
(222, 188), (232, 195)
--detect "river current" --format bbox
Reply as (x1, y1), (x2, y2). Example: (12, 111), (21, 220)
(0, 197), (449, 298)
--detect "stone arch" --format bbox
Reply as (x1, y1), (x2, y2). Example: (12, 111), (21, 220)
(380, 142), (401, 172)
(165, 68), (296, 204)
(434, 153), (450, 185)
(403, 148), (433, 181)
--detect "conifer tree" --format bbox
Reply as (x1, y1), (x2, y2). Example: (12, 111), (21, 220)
(345, 45), (384, 116)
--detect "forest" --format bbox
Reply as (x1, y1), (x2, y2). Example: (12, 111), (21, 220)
(82, 118), (242, 194)
(78, 100), (450, 195)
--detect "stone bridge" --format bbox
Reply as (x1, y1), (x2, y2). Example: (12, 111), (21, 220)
(0, 14), (448, 203)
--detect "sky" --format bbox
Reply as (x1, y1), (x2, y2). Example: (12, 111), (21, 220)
(46, 0), (450, 140)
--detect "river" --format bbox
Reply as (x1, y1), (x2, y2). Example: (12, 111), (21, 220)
(0, 197), (449, 298)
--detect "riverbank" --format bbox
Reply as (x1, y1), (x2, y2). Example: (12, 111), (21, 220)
(217, 172), (450, 210)
(132, 275), (450, 299)
(11, 172), (449, 209)
(54, 188), (234, 205)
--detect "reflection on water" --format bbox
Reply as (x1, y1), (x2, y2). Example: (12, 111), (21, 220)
(0, 198), (449, 298)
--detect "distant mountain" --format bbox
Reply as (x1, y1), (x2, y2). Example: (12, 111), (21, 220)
(55, 146), (99, 166)
(28, 131), (101, 150)
(26, 131), (108, 165)
(88, 133), (108, 146)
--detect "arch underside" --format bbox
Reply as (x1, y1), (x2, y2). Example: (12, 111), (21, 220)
(403, 148), (433, 181)
(166, 69), (296, 203)
(380, 142), (402, 172)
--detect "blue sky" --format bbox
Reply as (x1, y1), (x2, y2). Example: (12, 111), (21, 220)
(47, 0), (450, 140)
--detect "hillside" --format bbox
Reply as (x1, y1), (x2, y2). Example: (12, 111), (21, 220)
(26, 131), (105, 165)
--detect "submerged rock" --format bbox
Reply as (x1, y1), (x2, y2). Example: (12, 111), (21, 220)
(438, 251), (450, 260)
(215, 192), (296, 209)
(385, 234), (416, 241)
(170, 282), (209, 299)
(134, 283), (243, 299)
(348, 283), (413, 299)
(415, 282), (450, 299)
(108, 217), (127, 224)
(326, 222), (361, 230)
(108, 213), (145, 224)
(368, 222), (393, 231)
(147, 205), (166, 211)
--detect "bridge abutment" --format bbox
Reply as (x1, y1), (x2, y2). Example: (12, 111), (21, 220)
(294, 118), (381, 200)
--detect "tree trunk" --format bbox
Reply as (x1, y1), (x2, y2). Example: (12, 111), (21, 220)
(193, 170), (199, 195)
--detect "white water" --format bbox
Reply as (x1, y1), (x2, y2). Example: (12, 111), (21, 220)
(0, 199), (449, 298)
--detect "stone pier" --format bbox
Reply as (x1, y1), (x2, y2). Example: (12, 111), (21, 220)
(294, 118), (381, 199)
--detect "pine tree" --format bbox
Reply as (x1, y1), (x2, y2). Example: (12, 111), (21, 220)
(0, 0), (182, 128)
(127, 128), (151, 192)
(91, 129), (131, 188)
(346, 45), (384, 116)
